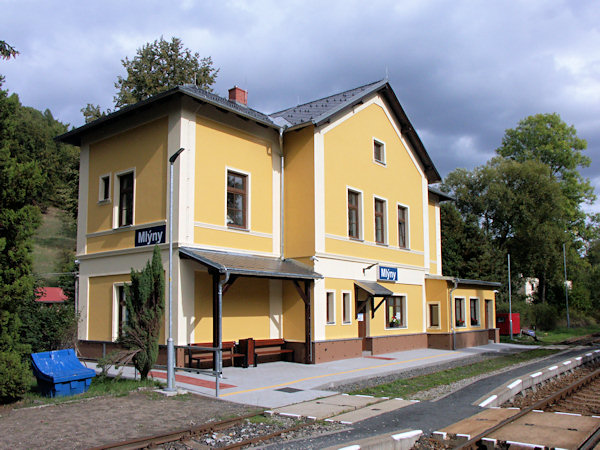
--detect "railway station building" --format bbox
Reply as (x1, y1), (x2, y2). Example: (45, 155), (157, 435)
(57, 80), (500, 366)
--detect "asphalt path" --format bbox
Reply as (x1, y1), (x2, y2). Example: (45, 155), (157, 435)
(265, 347), (596, 449)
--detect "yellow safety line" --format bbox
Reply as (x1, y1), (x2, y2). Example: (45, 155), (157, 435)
(220, 351), (459, 397)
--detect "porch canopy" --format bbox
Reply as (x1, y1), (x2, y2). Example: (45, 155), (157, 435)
(179, 247), (322, 364)
(354, 280), (394, 318)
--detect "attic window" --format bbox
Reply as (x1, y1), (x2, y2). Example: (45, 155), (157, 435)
(99, 174), (110, 203)
(373, 139), (385, 165)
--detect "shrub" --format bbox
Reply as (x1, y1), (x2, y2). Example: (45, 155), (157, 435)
(0, 350), (30, 403)
(532, 303), (557, 331)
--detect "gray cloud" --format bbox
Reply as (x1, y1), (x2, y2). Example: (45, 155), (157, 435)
(2, 0), (599, 210)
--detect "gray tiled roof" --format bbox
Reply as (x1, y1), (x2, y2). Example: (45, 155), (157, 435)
(269, 80), (386, 127)
(179, 247), (322, 280)
(179, 85), (275, 126)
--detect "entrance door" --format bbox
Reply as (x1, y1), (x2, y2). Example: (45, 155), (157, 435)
(357, 300), (369, 351)
(485, 300), (493, 328)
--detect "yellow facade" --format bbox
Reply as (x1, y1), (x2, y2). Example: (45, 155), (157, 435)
(87, 117), (168, 237)
(370, 283), (424, 336)
(323, 278), (359, 340)
(194, 118), (274, 253)
(283, 126), (315, 259)
(193, 271), (271, 342)
(66, 81), (500, 362)
(428, 199), (438, 274)
(323, 103), (424, 260)
(425, 278), (496, 334)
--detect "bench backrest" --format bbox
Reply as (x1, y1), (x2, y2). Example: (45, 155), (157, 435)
(191, 341), (236, 350)
(254, 339), (285, 347)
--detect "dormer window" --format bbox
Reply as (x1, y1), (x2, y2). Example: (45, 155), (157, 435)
(373, 139), (385, 165)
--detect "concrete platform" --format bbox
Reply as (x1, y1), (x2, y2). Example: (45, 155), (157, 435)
(86, 342), (535, 408)
(436, 408), (600, 448)
(267, 394), (383, 420)
(327, 398), (417, 424)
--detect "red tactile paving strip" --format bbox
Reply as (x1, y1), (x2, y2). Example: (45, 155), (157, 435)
(149, 370), (236, 389)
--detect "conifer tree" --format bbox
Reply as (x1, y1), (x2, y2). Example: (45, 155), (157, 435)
(119, 246), (165, 380)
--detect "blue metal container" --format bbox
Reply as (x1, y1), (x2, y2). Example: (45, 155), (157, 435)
(31, 349), (96, 397)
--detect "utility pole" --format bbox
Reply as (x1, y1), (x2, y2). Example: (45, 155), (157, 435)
(508, 254), (513, 340)
(563, 243), (570, 328)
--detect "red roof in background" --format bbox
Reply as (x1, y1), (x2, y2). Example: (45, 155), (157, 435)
(35, 287), (67, 303)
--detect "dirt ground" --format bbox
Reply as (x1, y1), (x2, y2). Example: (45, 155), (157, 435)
(0, 390), (258, 449)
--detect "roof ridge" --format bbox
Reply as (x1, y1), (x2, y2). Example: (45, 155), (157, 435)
(269, 79), (386, 116)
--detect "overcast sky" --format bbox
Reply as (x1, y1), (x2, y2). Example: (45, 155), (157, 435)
(2, 0), (599, 212)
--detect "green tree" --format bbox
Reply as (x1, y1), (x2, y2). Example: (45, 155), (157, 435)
(81, 103), (106, 124)
(0, 40), (18, 60)
(497, 113), (594, 228)
(0, 79), (44, 402)
(114, 36), (218, 109)
(443, 158), (569, 303)
(119, 246), (165, 380)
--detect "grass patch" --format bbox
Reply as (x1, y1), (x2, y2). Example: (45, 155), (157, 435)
(16, 375), (162, 409)
(501, 326), (600, 346)
(351, 348), (559, 399)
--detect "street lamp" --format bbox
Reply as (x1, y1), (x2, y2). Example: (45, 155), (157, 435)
(167, 147), (185, 392)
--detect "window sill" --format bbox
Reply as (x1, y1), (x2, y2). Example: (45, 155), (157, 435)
(227, 225), (249, 232)
(326, 322), (335, 326)
(373, 160), (386, 167)
(376, 242), (388, 247)
(385, 326), (407, 330)
(349, 237), (364, 242)
(98, 199), (111, 205)
(342, 321), (352, 326)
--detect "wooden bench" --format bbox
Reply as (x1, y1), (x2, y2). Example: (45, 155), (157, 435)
(253, 339), (294, 366)
(187, 341), (244, 368)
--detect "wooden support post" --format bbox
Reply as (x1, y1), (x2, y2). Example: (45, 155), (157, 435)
(293, 280), (313, 364)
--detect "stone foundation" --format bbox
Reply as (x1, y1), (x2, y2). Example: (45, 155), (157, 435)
(427, 329), (492, 350)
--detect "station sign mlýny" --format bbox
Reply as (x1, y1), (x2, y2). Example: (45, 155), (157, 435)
(378, 265), (398, 282)
(135, 224), (166, 247)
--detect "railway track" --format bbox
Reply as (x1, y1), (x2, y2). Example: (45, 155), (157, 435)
(89, 410), (325, 450)
(452, 365), (600, 449)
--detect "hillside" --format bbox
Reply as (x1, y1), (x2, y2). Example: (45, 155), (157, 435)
(32, 207), (76, 286)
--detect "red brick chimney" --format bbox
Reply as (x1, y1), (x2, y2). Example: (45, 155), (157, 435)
(228, 86), (248, 106)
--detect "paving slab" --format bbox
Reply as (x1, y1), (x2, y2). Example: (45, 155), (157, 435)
(268, 394), (383, 420)
(327, 398), (416, 424)
(438, 408), (600, 448)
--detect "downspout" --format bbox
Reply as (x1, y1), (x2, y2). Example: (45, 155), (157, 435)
(215, 270), (230, 397)
(449, 278), (458, 350)
(279, 127), (285, 259)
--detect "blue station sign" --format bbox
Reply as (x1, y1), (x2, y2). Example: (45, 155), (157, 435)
(135, 224), (166, 247)
(378, 265), (398, 282)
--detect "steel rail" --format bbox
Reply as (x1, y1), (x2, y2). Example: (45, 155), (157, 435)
(455, 366), (600, 450)
(89, 410), (262, 450)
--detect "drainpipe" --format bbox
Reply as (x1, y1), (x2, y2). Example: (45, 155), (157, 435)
(278, 128), (285, 259)
(215, 270), (229, 397)
(449, 278), (459, 350)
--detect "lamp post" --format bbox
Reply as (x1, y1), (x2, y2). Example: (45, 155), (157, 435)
(167, 147), (185, 392)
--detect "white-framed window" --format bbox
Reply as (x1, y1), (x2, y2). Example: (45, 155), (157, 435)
(385, 295), (406, 329)
(455, 297), (466, 328)
(428, 302), (440, 329)
(114, 168), (135, 228)
(373, 138), (386, 165)
(112, 283), (130, 341)
(374, 196), (388, 245)
(326, 291), (336, 325)
(347, 187), (363, 240)
(397, 203), (409, 249)
(98, 173), (111, 203)
(342, 291), (352, 324)
(225, 166), (251, 230)
(470, 297), (480, 327)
